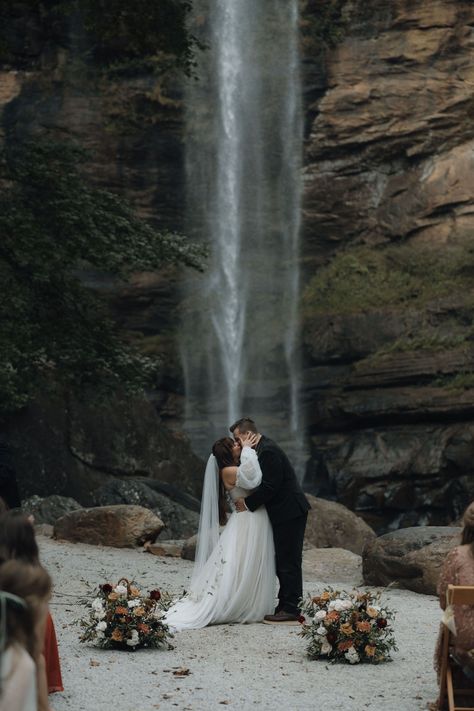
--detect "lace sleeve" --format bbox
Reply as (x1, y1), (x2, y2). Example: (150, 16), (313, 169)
(236, 447), (262, 489)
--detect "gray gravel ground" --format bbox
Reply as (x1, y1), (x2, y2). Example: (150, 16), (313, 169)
(40, 535), (439, 711)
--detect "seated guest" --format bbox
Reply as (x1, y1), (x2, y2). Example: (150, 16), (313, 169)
(0, 512), (63, 695)
(436, 501), (474, 681)
(0, 560), (52, 711)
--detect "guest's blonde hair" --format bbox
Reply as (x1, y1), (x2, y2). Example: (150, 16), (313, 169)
(0, 560), (51, 659)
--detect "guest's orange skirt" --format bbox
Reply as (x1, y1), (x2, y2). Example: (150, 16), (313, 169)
(44, 612), (64, 693)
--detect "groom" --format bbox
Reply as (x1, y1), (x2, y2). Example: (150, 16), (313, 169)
(230, 417), (310, 624)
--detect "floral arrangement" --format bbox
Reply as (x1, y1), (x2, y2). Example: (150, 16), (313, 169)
(299, 588), (397, 664)
(78, 578), (174, 650)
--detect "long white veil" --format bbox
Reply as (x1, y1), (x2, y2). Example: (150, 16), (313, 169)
(190, 453), (220, 587)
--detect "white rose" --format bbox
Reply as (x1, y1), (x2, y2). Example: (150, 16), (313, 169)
(96, 621), (107, 632)
(126, 630), (139, 647)
(96, 631), (105, 639)
(321, 640), (332, 655)
(316, 625), (327, 637)
(154, 609), (164, 620)
(91, 598), (103, 611)
(94, 610), (106, 621)
(128, 600), (140, 608)
(333, 600), (345, 612)
(341, 600), (352, 610)
(114, 584), (128, 597)
(315, 610), (327, 621)
(345, 648), (360, 664)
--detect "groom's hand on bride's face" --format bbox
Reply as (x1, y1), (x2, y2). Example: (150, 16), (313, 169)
(235, 498), (247, 513)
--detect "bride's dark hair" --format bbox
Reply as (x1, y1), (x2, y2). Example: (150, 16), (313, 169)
(212, 437), (235, 526)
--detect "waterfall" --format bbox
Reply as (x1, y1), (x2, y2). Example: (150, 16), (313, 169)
(180, 0), (305, 473)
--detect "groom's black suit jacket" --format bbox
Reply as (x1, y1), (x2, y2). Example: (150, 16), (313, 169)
(244, 436), (310, 525)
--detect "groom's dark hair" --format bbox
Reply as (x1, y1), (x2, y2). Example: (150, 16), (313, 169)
(229, 417), (258, 435)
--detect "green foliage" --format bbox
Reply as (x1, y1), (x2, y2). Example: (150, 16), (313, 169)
(434, 372), (474, 392)
(302, 241), (474, 317)
(0, 138), (205, 415)
(358, 331), (474, 369)
(0, 0), (201, 75)
(301, 0), (347, 51)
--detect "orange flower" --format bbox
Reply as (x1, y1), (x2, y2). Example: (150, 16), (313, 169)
(367, 607), (378, 618)
(133, 607), (145, 617)
(337, 640), (353, 652)
(111, 629), (123, 642)
(130, 586), (140, 598)
(365, 645), (376, 657)
(115, 606), (128, 615)
(326, 611), (340, 623)
(108, 592), (119, 601)
(340, 623), (354, 636)
(356, 621), (372, 633)
(312, 596), (321, 605)
(138, 623), (150, 634)
(320, 591), (331, 602)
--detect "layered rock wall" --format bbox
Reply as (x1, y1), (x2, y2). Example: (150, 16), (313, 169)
(301, 0), (474, 529)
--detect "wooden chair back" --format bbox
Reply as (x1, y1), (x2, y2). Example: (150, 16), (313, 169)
(438, 585), (474, 711)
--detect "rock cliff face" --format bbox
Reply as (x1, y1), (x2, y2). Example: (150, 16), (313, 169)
(1, 1), (473, 529)
(301, 0), (474, 529)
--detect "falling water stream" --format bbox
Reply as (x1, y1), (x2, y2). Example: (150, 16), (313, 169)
(180, 0), (306, 474)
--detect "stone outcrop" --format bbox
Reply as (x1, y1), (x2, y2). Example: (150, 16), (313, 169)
(22, 495), (82, 525)
(362, 525), (461, 594)
(301, 0), (474, 530)
(304, 494), (376, 554)
(5, 393), (204, 507)
(93, 478), (200, 540)
(54, 505), (164, 548)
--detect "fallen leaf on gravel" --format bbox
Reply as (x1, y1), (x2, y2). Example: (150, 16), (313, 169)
(219, 702), (229, 706)
(89, 660), (100, 667)
(173, 667), (190, 676)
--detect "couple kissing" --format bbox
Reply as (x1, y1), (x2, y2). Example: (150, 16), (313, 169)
(165, 417), (311, 631)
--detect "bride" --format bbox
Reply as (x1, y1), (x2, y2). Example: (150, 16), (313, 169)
(164, 433), (276, 631)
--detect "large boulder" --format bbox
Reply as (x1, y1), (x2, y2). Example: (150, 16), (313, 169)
(304, 495), (376, 555)
(22, 495), (82, 525)
(303, 546), (363, 585)
(92, 479), (200, 540)
(362, 526), (461, 594)
(181, 534), (197, 561)
(53, 505), (164, 548)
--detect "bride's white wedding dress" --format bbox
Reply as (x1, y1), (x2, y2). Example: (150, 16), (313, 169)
(165, 447), (276, 631)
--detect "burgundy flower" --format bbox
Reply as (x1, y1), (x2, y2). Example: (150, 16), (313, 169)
(327, 632), (337, 644)
(376, 618), (388, 629)
(101, 583), (113, 594)
(149, 589), (161, 601)
(298, 615), (306, 624)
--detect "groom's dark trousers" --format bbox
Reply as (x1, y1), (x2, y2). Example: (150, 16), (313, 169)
(244, 436), (311, 616)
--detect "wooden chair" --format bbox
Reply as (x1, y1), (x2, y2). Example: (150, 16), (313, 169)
(438, 585), (474, 711)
